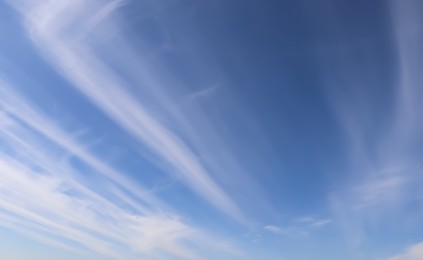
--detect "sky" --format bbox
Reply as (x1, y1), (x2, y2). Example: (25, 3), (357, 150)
(0, 0), (423, 259)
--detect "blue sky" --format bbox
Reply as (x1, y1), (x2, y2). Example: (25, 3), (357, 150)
(0, 0), (423, 259)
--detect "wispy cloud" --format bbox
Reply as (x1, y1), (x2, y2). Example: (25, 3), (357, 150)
(0, 0), (265, 257)
(329, 165), (422, 248)
(186, 84), (220, 101)
(309, 219), (332, 227)
(0, 82), (165, 214)
(0, 80), (240, 259)
(314, 0), (423, 248)
(295, 216), (332, 228)
(264, 224), (309, 238)
(295, 216), (332, 227)
(264, 216), (331, 238)
(390, 242), (423, 260)
(4, 0), (259, 222)
(264, 225), (289, 235)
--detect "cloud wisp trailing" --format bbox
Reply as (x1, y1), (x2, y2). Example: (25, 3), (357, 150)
(0, 81), (240, 259)
(264, 216), (331, 238)
(390, 242), (423, 260)
(6, 0), (422, 258)
(319, 0), (423, 250)
(0, 0), (272, 258)
(6, 0), (255, 223)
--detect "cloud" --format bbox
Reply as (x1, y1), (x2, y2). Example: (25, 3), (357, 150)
(0, 82), (163, 214)
(5, 0), (254, 222)
(309, 219), (332, 227)
(0, 136), (192, 259)
(295, 216), (332, 227)
(316, 0), (423, 248)
(264, 225), (288, 235)
(0, 81), (240, 259)
(0, 0), (283, 257)
(263, 217), (331, 237)
(186, 84), (220, 101)
(390, 242), (423, 260)
(264, 224), (309, 238)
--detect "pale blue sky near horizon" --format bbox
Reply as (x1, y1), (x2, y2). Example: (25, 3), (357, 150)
(0, 0), (423, 259)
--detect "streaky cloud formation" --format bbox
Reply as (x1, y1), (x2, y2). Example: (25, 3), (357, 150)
(1, 0), (423, 259)
(0, 81), (239, 259)
(390, 242), (423, 260)
(8, 0), (249, 222)
(323, 0), (423, 254)
(0, 83), (165, 213)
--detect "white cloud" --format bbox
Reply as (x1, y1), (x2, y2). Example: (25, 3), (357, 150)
(264, 225), (288, 235)
(186, 84), (220, 101)
(264, 215), (332, 238)
(390, 242), (423, 260)
(0, 82), (163, 214)
(309, 219), (332, 227)
(0, 82), (239, 259)
(320, 0), (423, 248)
(295, 216), (332, 227)
(6, 0), (249, 222)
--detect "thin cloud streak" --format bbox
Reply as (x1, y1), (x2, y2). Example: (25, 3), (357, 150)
(0, 82), (163, 214)
(264, 225), (287, 235)
(321, 0), (423, 248)
(390, 242), (423, 260)
(7, 0), (246, 221)
(0, 81), (239, 259)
